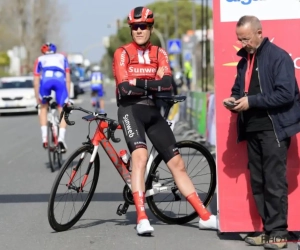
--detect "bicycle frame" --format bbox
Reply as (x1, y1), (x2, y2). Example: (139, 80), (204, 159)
(66, 103), (178, 198)
(75, 106), (178, 198)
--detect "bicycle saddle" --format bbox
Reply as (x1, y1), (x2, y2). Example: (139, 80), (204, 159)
(155, 95), (186, 103)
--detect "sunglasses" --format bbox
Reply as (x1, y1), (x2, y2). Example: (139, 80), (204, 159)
(131, 23), (151, 31)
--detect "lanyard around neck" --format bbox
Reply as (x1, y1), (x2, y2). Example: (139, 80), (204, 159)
(244, 53), (256, 95)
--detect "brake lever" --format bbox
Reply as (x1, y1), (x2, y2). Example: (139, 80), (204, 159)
(61, 103), (75, 126)
(64, 111), (75, 126)
(107, 120), (121, 143)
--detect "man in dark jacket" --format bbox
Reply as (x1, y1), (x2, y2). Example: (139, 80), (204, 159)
(223, 15), (300, 249)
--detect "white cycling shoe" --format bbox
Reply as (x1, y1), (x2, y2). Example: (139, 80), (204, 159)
(199, 215), (218, 230)
(136, 219), (154, 235)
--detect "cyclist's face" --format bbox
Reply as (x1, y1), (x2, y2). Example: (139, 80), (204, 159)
(236, 24), (262, 54)
(131, 23), (152, 45)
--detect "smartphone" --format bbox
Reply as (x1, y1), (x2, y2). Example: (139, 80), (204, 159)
(224, 101), (237, 108)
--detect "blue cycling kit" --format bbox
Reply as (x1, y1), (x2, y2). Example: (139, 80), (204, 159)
(90, 72), (104, 97)
(34, 53), (70, 107)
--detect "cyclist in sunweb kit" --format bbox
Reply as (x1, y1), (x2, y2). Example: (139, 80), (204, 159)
(113, 6), (218, 235)
(33, 43), (71, 153)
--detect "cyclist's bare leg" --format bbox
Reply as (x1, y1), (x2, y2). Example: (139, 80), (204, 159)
(39, 104), (49, 147)
(57, 106), (67, 153)
(131, 148), (154, 234)
(99, 97), (105, 111)
(91, 91), (97, 107)
(57, 107), (67, 129)
(167, 154), (217, 229)
(131, 148), (148, 216)
(39, 103), (48, 127)
(39, 103), (49, 146)
(167, 155), (198, 196)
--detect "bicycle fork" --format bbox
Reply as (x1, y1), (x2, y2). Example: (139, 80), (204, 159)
(67, 145), (99, 192)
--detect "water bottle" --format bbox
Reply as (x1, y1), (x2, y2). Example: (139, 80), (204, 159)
(119, 149), (131, 171)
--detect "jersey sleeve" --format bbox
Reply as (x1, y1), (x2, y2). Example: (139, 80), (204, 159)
(113, 47), (129, 84)
(157, 48), (172, 77)
(64, 56), (70, 73)
(33, 58), (41, 76)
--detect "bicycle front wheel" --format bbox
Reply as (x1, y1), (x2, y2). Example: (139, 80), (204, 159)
(47, 145), (100, 232)
(146, 140), (216, 224)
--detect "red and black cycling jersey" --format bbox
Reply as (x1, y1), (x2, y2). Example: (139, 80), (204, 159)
(112, 42), (173, 105)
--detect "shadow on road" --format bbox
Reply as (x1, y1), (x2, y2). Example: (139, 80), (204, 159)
(0, 111), (38, 117)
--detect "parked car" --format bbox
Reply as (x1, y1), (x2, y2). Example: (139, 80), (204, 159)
(0, 76), (37, 114)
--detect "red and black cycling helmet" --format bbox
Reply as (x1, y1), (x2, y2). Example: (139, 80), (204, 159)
(127, 6), (154, 25)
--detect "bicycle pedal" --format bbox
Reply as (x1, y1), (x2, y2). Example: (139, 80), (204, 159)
(116, 204), (123, 216)
(122, 203), (129, 214)
(116, 203), (129, 216)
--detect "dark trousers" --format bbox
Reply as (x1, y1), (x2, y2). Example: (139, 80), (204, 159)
(246, 131), (290, 237)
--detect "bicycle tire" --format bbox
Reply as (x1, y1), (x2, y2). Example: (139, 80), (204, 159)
(55, 122), (63, 169)
(47, 145), (100, 232)
(47, 121), (55, 172)
(146, 140), (216, 224)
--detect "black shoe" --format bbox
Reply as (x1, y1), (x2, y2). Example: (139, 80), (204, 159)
(58, 141), (67, 153)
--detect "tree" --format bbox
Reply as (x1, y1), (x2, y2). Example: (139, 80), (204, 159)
(0, 0), (68, 74)
(102, 0), (212, 78)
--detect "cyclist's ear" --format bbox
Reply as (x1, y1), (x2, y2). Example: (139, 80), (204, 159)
(150, 26), (154, 34)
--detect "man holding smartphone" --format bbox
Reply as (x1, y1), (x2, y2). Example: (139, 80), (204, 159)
(223, 15), (300, 249)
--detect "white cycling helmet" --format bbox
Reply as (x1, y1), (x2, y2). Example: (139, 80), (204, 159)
(92, 65), (101, 72)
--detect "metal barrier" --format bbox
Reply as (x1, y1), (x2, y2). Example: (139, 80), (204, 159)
(172, 90), (216, 156)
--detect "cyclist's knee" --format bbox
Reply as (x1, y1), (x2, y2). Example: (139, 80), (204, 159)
(131, 148), (148, 169)
(161, 144), (181, 165)
(40, 103), (48, 110)
(167, 154), (185, 172)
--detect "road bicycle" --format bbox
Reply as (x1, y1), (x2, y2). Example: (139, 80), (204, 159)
(37, 96), (63, 172)
(47, 95), (216, 232)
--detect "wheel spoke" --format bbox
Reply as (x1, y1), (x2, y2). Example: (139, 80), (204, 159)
(146, 141), (216, 224)
(47, 145), (100, 232)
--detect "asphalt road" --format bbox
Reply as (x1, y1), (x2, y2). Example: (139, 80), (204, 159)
(0, 85), (295, 250)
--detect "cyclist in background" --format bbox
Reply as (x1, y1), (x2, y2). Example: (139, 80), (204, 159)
(113, 6), (217, 236)
(184, 60), (192, 91)
(33, 42), (71, 153)
(90, 65), (105, 113)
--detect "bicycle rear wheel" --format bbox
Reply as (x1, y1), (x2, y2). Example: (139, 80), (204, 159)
(47, 144), (100, 232)
(55, 122), (63, 169)
(47, 121), (55, 172)
(146, 140), (216, 224)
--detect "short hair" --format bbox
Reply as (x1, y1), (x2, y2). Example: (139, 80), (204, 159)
(236, 15), (262, 31)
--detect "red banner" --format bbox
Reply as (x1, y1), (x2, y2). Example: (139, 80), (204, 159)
(214, 0), (300, 232)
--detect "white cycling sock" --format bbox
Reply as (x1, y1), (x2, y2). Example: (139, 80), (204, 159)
(41, 126), (47, 143)
(58, 128), (66, 142)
